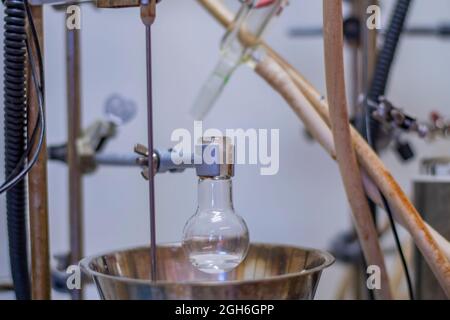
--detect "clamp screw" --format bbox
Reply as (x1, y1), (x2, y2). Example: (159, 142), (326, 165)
(134, 143), (158, 180)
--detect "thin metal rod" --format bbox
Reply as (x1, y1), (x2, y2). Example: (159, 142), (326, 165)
(27, 4), (51, 300)
(66, 27), (84, 300)
(94, 154), (140, 167)
(145, 25), (157, 281)
(348, 0), (362, 115)
(361, 0), (378, 102)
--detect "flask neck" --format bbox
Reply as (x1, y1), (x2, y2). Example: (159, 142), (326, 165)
(197, 177), (234, 211)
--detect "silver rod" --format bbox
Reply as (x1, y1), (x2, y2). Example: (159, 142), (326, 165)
(66, 26), (84, 300)
(94, 154), (139, 167)
(145, 25), (157, 281)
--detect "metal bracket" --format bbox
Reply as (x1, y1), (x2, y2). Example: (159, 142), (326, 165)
(76, 120), (117, 173)
(134, 137), (235, 180)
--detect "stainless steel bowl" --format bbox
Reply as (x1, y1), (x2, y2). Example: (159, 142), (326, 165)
(80, 243), (334, 300)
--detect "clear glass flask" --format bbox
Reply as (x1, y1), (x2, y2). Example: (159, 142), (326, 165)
(183, 177), (249, 274)
(182, 136), (249, 274)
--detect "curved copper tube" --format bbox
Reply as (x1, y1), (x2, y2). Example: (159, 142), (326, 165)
(322, 0), (391, 300)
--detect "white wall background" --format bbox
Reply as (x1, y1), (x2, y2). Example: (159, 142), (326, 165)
(1, 0), (450, 299)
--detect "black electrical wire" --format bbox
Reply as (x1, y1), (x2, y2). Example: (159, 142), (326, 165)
(0, 0), (45, 194)
(1, 0), (45, 300)
(365, 0), (413, 146)
(3, 0), (31, 299)
(365, 104), (414, 300)
(368, 0), (413, 103)
(362, 0), (415, 300)
(0, 74), (44, 194)
(0, 88), (41, 189)
(25, 0), (44, 92)
(365, 108), (414, 300)
(0, 41), (46, 192)
(365, 104), (414, 301)
(381, 193), (415, 300)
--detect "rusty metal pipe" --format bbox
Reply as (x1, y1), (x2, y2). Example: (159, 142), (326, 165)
(323, 0), (391, 300)
(27, 4), (51, 300)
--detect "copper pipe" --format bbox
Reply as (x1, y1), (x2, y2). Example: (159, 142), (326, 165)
(322, 1), (391, 300)
(253, 54), (450, 265)
(27, 5), (51, 300)
(254, 56), (336, 160)
(66, 26), (83, 300)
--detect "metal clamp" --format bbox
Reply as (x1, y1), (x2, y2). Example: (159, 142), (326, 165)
(48, 95), (137, 173)
(134, 136), (236, 180)
(134, 144), (194, 180)
(369, 97), (429, 138)
(77, 120), (117, 173)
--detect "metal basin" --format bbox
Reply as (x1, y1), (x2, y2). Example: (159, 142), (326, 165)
(80, 243), (334, 300)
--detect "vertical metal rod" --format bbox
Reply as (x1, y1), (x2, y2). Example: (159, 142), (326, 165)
(66, 25), (84, 299)
(360, 0), (379, 300)
(339, 0), (381, 300)
(349, 0), (362, 115)
(145, 25), (157, 281)
(350, 47), (360, 114)
(348, 0), (371, 300)
(362, 0), (378, 99)
(27, 4), (51, 300)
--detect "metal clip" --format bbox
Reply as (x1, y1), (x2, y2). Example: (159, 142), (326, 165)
(134, 144), (159, 180)
(369, 97), (429, 138)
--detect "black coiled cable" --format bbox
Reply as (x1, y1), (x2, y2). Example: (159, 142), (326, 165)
(368, 0), (412, 102)
(3, 0), (31, 300)
(365, 0), (412, 147)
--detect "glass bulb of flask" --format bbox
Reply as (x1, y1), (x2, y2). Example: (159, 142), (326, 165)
(182, 177), (249, 274)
